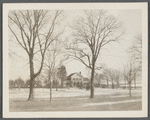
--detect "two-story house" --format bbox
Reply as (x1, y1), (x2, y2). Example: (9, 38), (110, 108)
(66, 72), (89, 87)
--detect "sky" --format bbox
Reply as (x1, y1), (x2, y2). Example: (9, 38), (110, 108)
(9, 9), (142, 80)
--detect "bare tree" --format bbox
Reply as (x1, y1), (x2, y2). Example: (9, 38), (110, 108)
(109, 69), (116, 89)
(43, 40), (68, 101)
(123, 60), (138, 97)
(66, 10), (124, 98)
(8, 10), (63, 101)
(105, 69), (120, 89)
(103, 69), (110, 88)
(129, 34), (142, 65)
(123, 74), (127, 89)
(128, 34), (142, 89)
(114, 70), (120, 88)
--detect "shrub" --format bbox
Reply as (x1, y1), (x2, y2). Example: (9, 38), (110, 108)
(101, 84), (106, 88)
(86, 84), (90, 90)
(123, 86), (126, 89)
(112, 84), (115, 89)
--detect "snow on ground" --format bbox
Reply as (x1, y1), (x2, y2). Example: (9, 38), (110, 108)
(9, 88), (142, 111)
(82, 99), (141, 106)
(9, 87), (142, 99)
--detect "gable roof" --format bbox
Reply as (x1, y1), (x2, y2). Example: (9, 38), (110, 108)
(73, 72), (83, 78)
(66, 72), (84, 80)
(66, 73), (75, 80)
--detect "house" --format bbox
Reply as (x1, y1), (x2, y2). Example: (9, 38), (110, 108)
(66, 72), (89, 87)
(82, 77), (90, 87)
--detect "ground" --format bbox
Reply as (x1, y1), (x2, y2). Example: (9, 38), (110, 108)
(9, 87), (142, 112)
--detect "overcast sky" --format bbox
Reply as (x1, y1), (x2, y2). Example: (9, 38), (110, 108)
(9, 9), (142, 80)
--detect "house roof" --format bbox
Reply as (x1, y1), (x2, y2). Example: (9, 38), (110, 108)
(74, 72), (83, 78)
(66, 72), (83, 80)
(66, 73), (75, 80)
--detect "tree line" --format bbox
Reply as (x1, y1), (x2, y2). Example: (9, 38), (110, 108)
(9, 78), (61, 88)
(93, 34), (142, 97)
(9, 65), (67, 89)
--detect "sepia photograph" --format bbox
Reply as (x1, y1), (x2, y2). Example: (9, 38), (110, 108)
(3, 3), (148, 118)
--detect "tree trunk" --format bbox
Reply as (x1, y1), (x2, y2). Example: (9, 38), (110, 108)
(56, 80), (58, 91)
(134, 74), (136, 89)
(49, 73), (52, 101)
(90, 64), (95, 98)
(98, 82), (100, 87)
(50, 79), (52, 101)
(129, 83), (131, 97)
(27, 79), (34, 101)
(124, 78), (126, 89)
(27, 55), (35, 101)
(112, 79), (114, 89)
(107, 79), (108, 88)
(117, 81), (119, 88)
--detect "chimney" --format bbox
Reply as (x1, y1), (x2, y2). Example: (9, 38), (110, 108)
(79, 71), (81, 75)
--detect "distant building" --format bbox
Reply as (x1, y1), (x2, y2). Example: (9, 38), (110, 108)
(82, 77), (90, 87)
(66, 72), (89, 87)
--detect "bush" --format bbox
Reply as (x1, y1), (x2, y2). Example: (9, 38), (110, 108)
(86, 84), (90, 90)
(101, 84), (106, 88)
(94, 84), (99, 87)
(78, 84), (83, 89)
(123, 86), (126, 89)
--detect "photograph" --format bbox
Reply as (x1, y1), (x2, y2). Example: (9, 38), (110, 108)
(3, 3), (148, 118)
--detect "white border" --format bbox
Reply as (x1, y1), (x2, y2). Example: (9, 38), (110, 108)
(3, 3), (148, 118)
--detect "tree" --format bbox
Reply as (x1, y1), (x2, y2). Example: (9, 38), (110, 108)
(34, 73), (46, 88)
(9, 10), (63, 101)
(43, 79), (50, 88)
(9, 80), (15, 88)
(57, 65), (67, 88)
(34, 79), (42, 88)
(123, 60), (138, 97)
(14, 77), (25, 88)
(53, 80), (59, 89)
(128, 34), (142, 89)
(123, 74), (127, 89)
(25, 79), (30, 88)
(66, 10), (124, 98)
(129, 34), (142, 65)
(43, 39), (68, 101)
(109, 69), (116, 89)
(114, 70), (120, 88)
(103, 69), (110, 87)
(52, 70), (58, 91)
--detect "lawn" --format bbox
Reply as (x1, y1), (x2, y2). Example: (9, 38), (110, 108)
(9, 87), (142, 112)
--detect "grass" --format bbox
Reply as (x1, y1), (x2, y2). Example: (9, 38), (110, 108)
(9, 88), (142, 112)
